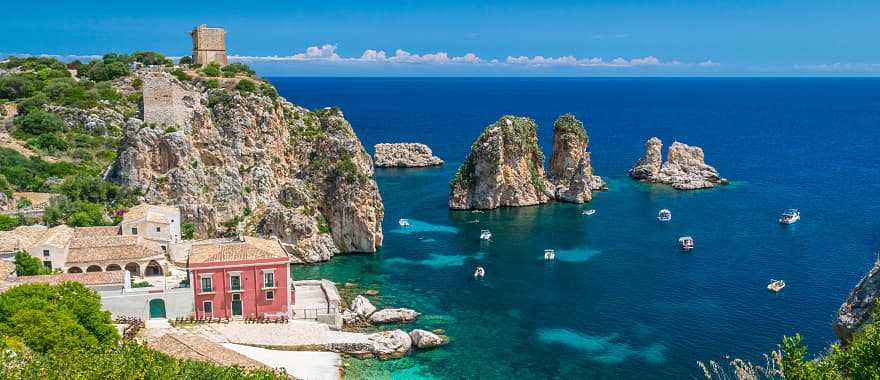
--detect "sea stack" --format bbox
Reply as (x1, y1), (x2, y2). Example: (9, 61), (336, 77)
(833, 260), (880, 345)
(628, 137), (726, 190)
(547, 114), (607, 203)
(373, 143), (443, 167)
(448, 116), (552, 210)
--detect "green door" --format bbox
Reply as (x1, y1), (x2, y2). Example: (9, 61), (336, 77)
(149, 299), (166, 319)
(231, 294), (243, 317)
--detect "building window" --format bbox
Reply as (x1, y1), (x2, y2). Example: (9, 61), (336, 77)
(203, 301), (213, 314)
(131, 227), (138, 235)
(266, 290), (274, 300)
(156, 226), (161, 232)
(263, 271), (275, 288)
(200, 276), (213, 292)
(42, 250), (50, 257)
(230, 274), (241, 291)
(42, 261), (52, 269)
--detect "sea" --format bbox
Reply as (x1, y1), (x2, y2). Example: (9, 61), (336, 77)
(269, 77), (880, 379)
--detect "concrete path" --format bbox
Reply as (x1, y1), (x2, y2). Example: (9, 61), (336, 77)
(293, 283), (329, 310)
(188, 321), (371, 353)
(223, 344), (341, 380)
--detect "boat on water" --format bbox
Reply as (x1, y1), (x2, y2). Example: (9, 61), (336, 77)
(398, 218), (410, 227)
(473, 267), (485, 278)
(658, 209), (672, 222)
(767, 279), (786, 292)
(544, 249), (556, 260)
(679, 236), (694, 251)
(480, 229), (492, 241)
(779, 209), (800, 224)
(582, 209), (596, 216)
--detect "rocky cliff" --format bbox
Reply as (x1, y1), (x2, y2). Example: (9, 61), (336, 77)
(833, 259), (880, 345)
(449, 114), (604, 210)
(111, 71), (383, 262)
(373, 143), (443, 167)
(547, 114), (606, 203)
(629, 137), (726, 190)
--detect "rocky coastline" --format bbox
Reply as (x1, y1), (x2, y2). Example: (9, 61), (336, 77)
(373, 143), (443, 167)
(628, 137), (727, 190)
(448, 114), (604, 210)
(833, 259), (880, 345)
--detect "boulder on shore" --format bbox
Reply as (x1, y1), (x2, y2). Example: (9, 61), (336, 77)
(409, 329), (449, 349)
(350, 295), (377, 317)
(369, 308), (421, 324)
(373, 143), (443, 167)
(833, 260), (880, 345)
(628, 137), (726, 190)
(368, 329), (412, 359)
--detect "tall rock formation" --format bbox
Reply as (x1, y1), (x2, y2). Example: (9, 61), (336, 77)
(111, 71), (383, 262)
(448, 116), (552, 210)
(547, 114), (607, 203)
(833, 260), (880, 345)
(629, 137), (726, 190)
(449, 114), (605, 210)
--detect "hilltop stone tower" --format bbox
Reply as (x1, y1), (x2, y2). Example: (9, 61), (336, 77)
(190, 24), (227, 66)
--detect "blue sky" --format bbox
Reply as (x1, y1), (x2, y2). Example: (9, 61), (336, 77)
(3, 0), (879, 75)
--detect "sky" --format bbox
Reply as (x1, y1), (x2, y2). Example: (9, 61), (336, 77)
(3, 0), (879, 76)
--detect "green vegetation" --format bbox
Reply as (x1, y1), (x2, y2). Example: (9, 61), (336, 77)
(181, 222), (196, 240)
(780, 302), (880, 379)
(222, 63), (256, 76)
(234, 79), (256, 93)
(317, 214), (331, 234)
(260, 82), (278, 98)
(13, 110), (64, 136)
(171, 68), (191, 82)
(553, 113), (588, 146)
(130, 280), (152, 288)
(202, 79), (220, 89)
(0, 215), (21, 231)
(0, 148), (98, 192)
(178, 56), (193, 65)
(0, 282), (285, 378)
(201, 62), (222, 77)
(14, 251), (51, 276)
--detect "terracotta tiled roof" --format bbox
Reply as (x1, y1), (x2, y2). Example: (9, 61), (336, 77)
(73, 226), (121, 238)
(67, 235), (163, 264)
(148, 333), (269, 371)
(0, 225), (72, 252)
(40, 225), (74, 248)
(190, 236), (288, 264)
(122, 204), (178, 224)
(16, 271), (126, 286)
(0, 260), (15, 278)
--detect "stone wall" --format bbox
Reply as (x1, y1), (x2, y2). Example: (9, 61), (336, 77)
(191, 25), (228, 66)
(141, 73), (198, 127)
(100, 287), (194, 320)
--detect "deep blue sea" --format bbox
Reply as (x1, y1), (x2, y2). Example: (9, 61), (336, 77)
(271, 77), (880, 379)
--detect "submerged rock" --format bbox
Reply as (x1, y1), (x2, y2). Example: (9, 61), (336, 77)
(547, 114), (606, 203)
(628, 137), (725, 190)
(111, 71), (383, 262)
(369, 308), (421, 324)
(373, 143), (443, 167)
(368, 329), (412, 359)
(833, 260), (880, 345)
(409, 329), (449, 349)
(351, 295), (377, 318)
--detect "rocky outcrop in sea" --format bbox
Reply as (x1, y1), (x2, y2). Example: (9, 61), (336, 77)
(111, 71), (383, 262)
(628, 137), (726, 190)
(448, 114), (604, 210)
(833, 259), (880, 345)
(373, 143), (443, 167)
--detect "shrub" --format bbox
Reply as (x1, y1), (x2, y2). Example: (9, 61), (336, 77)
(56, 175), (121, 205)
(131, 51), (171, 66)
(15, 93), (48, 116)
(27, 133), (69, 154)
(178, 56), (193, 65)
(126, 91), (142, 104)
(0, 214), (20, 231)
(201, 79), (220, 89)
(42, 197), (109, 227)
(235, 79), (256, 93)
(14, 251), (51, 276)
(181, 222), (196, 240)
(261, 83), (278, 98)
(201, 62), (221, 77)
(78, 61), (129, 82)
(130, 281), (151, 288)
(0, 75), (37, 100)
(131, 78), (143, 89)
(95, 81), (121, 102)
(14, 110), (65, 136)
(171, 68), (191, 82)
(221, 63), (256, 76)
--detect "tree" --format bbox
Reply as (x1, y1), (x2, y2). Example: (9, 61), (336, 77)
(0, 75), (36, 100)
(131, 51), (171, 66)
(14, 110), (65, 136)
(181, 222), (196, 240)
(0, 214), (20, 231)
(56, 176), (120, 204)
(178, 56), (193, 65)
(14, 251), (50, 276)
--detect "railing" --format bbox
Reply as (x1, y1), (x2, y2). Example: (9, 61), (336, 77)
(290, 306), (340, 320)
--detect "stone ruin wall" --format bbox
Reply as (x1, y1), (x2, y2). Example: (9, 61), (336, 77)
(141, 74), (198, 127)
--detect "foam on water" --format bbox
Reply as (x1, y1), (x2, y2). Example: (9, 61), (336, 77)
(390, 219), (460, 235)
(384, 252), (486, 268)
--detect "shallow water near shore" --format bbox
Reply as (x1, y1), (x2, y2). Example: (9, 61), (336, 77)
(282, 77), (880, 379)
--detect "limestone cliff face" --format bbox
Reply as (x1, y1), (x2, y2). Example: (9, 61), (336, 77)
(547, 114), (606, 203)
(111, 71), (383, 262)
(448, 116), (552, 210)
(833, 260), (880, 345)
(629, 137), (725, 190)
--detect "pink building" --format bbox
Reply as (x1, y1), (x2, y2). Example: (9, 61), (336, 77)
(189, 236), (291, 319)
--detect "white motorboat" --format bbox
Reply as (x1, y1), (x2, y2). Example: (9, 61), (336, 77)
(779, 209), (800, 225)
(544, 249), (556, 260)
(398, 218), (410, 227)
(678, 236), (694, 251)
(473, 267), (485, 278)
(658, 209), (672, 222)
(767, 279), (786, 292)
(582, 209), (596, 216)
(480, 229), (492, 241)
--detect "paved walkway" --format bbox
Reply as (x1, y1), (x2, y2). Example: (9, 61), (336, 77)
(223, 344), (342, 380)
(186, 321), (370, 353)
(293, 283), (329, 310)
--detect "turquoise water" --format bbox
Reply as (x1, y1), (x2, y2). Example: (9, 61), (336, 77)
(283, 78), (880, 379)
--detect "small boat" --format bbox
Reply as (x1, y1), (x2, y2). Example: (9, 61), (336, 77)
(473, 267), (485, 278)
(471, 210), (484, 214)
(466, 220), (480, 224)
(779, 209), (800, 225)
(658, 209), (672, 222)
(398, 218), (410, 227)
(582, 209), (596, 216)
(480, 229), (492, 241)
(767, 279), (786, 292)
(544, 249), (556, 260)
(678, 236), (694, 251)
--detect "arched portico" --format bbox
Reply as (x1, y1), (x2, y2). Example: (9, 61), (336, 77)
(125, 262), (141, 277)
(106, 264), (122, 271)
(145, 260), (163, 277)
(86, 265), (103, 272)
(67, 267), (83, 273)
